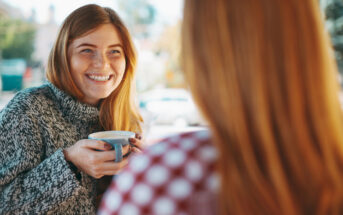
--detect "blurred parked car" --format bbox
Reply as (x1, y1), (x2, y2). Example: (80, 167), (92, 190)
(139, 88), (206, 126)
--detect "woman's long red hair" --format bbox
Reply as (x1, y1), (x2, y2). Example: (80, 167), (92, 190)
(183, 0), (343, 214)
(46, 4), (142, 132)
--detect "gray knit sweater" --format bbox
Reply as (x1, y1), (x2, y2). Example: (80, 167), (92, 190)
(0, 82), (103, 214)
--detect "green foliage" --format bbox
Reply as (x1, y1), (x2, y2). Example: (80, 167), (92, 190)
(0, 18), (15, 50)
(0, 16), (36, 63)
(325, 1), (343, 20)
(323, 0), (343, 73)
(118, 0), (156, 38)
(119, 0), (156, 24)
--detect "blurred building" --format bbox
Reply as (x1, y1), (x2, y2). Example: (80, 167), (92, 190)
(32, 5), (59, 67)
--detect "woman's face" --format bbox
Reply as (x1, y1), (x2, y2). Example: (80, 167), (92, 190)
(68, 24), (126, 106)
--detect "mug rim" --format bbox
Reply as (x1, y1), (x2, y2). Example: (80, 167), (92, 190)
(88, 130), (135, 140)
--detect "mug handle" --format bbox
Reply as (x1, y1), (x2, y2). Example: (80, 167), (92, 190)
(113, 144), (123, 162)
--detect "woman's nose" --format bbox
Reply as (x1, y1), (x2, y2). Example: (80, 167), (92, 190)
(93, 52), (110, 69)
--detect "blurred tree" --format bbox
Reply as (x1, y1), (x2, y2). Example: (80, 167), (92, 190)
(118, 0), (156, 38)
(324, 0), (343, 73)
(325, 1), (343, 20)
(0, 16), (14, 58)
(0, 15), (35, 64)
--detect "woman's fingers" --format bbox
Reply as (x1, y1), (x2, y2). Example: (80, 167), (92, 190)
(96, 145), (130, 162)
(100, 159), (129, 175)
(122, 144), (131, 155)
(83, 139), (112, 151)
(131, 147), (142, 154)
(94, 149), (130, 162)
(129, 138), (143, 150)
(85, 154), (129, 178)
(135, 133), (142, 140)
(65, 139), (133, 178)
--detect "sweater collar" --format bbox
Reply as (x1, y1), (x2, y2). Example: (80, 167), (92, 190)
(47, 82), (100, 124)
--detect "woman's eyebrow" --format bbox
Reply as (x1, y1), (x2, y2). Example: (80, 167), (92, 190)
(76, 43), (96, 48)
(108, 44), (123, 49)
(75, 43), (123, 48)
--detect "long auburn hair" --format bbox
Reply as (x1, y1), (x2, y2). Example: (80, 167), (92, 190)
(183, 0), (343, 214)
(46, 4), (142, 132)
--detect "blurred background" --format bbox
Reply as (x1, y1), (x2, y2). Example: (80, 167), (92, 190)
(0, 0), (206, 144)
(0, 0), (342, 143)
(323, 0), (343, 73)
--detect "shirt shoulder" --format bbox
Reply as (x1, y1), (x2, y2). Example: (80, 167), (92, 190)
(145, 129), (216, 165)
(1, 84), (53, 114)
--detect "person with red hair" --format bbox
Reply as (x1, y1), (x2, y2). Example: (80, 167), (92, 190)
(100, 0), (343, 214)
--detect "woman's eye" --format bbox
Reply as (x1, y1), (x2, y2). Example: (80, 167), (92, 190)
(110, 50), (120, 54)
(81, 49), (93, 53)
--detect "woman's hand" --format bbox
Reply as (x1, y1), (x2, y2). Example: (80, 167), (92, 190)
(129, 133), (144, 154)
(63, 139), (130, 179)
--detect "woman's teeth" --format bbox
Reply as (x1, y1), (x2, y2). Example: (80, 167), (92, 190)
(88, 75), (110, 81)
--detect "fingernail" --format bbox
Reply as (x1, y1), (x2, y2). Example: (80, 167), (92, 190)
(104, 143), (112, 150)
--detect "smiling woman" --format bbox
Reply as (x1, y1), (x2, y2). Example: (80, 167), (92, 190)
(68, 24), (126, 106)
(47, 4), (142, 132)
(0, 4), (143, 214)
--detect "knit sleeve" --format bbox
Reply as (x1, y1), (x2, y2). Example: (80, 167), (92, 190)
(0, 108), (82, 214)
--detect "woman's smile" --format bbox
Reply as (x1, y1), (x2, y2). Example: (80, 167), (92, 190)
(86, 74), (113, 82)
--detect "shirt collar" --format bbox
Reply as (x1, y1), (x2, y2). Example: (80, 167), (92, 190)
(47, 82), (100, 124)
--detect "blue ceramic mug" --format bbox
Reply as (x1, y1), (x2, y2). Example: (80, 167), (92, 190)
(88, 131), (135, 162)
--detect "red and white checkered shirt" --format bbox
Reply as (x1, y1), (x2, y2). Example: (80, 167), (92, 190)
(98, 130), (219, 215)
